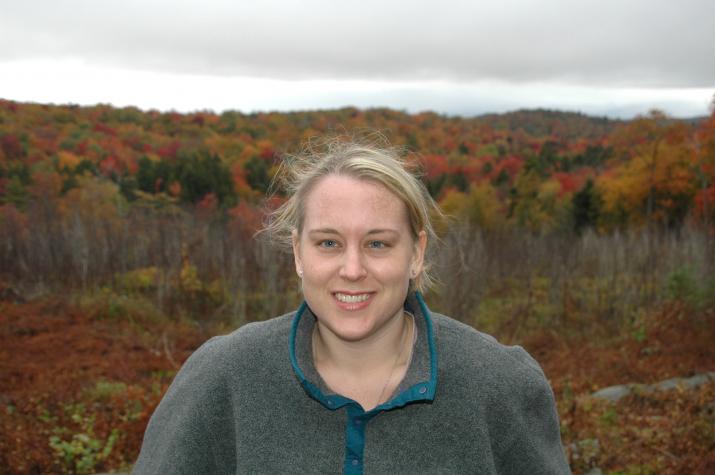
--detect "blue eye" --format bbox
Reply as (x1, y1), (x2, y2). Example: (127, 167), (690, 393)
(368, 240), (385, 249)
(320, 239), (338, 248)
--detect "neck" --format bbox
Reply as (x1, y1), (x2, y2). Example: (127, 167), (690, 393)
(312, 309), (411, 376)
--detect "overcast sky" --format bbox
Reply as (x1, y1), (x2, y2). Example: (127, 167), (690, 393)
(1, 0), (713, 118)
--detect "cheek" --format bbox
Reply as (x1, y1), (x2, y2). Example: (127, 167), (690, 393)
(300, 250), (334, 277)
(370, 257), (413, 282)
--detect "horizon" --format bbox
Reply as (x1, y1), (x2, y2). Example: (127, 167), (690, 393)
(3, 96), (710, 122)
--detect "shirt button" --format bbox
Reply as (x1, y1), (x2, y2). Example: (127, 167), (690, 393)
(352, 459), (359, 466)
(355, 419), (361, 425)
(419, 386), (427, 394)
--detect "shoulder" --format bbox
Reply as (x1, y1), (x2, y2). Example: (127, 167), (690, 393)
(431, 313), (548, 393)
(185, 313), (294, 378)
(134, 313), (298, 473)
(137, 313), (295, 443)
(431, 314), (568, 471)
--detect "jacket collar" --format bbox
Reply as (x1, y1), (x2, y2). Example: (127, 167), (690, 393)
(290, 291), (438, 413)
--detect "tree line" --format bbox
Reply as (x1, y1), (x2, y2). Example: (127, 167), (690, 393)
(0, 99), (714, 330)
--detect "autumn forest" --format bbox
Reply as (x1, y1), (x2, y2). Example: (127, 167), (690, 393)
(1, 98), (714, 474)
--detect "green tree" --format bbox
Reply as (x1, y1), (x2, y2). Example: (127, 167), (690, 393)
(2, 176), (31, 208)
(243, 155), (270, 194)
(136, 156), (156, 193)
(178, 152), (236, 206)
(572, 179), (601, 234)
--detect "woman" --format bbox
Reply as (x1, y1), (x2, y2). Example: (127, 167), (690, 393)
(133, 140), (570, 474)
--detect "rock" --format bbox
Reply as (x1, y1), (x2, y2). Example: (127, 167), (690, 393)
(591, 384), (631, 401)
(653, 377), (682, 391)
(592, 372), (715, 402)
(680, 372), (715, 390)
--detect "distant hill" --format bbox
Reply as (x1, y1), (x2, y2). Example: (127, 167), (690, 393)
(474, 108), (623, 140)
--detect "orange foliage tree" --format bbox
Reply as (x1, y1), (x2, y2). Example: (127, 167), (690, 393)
(599, 110), (697, 229)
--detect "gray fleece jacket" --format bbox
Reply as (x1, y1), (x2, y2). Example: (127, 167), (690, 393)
(133, 292), (570, 474)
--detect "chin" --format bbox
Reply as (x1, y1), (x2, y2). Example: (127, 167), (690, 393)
(329, 318), (377, 342)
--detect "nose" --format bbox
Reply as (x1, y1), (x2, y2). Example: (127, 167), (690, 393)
(339, 245), (367, 281)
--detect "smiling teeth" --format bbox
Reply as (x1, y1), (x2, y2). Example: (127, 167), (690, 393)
(335, 293), (370, 303)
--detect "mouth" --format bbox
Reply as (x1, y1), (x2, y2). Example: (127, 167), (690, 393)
(333, 291), (375, 312)
(333, 292), (372, 303)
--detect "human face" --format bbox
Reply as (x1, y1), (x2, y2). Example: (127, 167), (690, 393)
(292, 174), (426, 343)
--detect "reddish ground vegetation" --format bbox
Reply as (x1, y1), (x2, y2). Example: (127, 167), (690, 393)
(522, 302), (715, 474)
(568, 381), (715, 474)
(0, 298), (713, 474)
(523, 301), (715, 394)
(0, 298), (206, 474)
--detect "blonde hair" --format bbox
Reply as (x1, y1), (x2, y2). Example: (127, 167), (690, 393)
(262, 137), (442, 292)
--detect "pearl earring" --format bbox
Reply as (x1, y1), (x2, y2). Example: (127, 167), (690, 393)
(297, 270), (303, 278)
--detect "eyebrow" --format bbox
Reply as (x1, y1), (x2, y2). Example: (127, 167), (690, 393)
(307, 228), (400, 236)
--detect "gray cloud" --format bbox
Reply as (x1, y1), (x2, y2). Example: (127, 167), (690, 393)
(2, 0), (714, 87)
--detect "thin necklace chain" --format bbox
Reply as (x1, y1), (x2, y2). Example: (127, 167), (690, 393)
(312, 312), (415, 409)
(374, 312), (413, 408)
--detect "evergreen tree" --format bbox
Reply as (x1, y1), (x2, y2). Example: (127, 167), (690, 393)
(244, 155), (270, 194)
(572, 179), (601, 233)
(178, 152), (236, 206)
(136, 156), (156, 193)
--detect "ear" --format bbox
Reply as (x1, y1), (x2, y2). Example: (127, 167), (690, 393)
(291, 229), (303, 276)
(411, 230), (427, 276)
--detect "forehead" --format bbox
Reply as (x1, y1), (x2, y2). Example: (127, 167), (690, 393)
(302, 175), (409, 231)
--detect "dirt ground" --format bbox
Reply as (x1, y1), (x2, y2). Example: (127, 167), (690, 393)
(1, 297), (713, 474)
